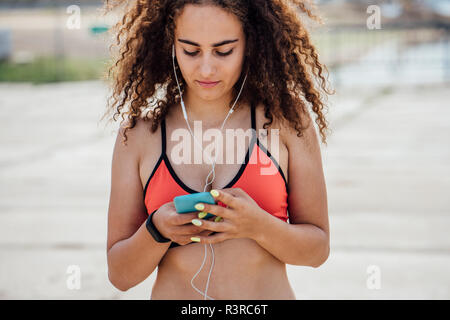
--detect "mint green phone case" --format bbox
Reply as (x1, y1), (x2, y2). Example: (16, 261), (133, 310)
(173, 192), (216, 219)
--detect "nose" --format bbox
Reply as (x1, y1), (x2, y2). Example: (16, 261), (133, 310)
(199, 53), (216, 78)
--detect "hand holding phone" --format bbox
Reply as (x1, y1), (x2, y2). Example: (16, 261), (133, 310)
(151, 201), (214, 246)
(173, 192), (216, 219)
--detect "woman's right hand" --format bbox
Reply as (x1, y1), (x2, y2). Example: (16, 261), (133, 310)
(151, 202), (213, 245)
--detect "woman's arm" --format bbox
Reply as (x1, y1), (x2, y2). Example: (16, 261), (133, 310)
(106, 121), (170, 292)
(254, 113), (330, 267)
(107, 214), (171, 292)
(252, 212), (329, 267)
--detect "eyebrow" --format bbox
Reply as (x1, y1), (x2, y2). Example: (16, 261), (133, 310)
(177, 39), (239, 47)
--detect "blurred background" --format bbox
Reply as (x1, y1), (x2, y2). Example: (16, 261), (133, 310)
(0, 0), (449, 299)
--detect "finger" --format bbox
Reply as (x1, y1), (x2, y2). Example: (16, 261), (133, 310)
(170, 212), (200, 225)
(210, 189), (240, 209)
(172, 230), (214, 246)
(197, 211), (217, 219)
(191, 232), (231, 244)
(198, 229), (214, 237)
(191, 217), (232, 233)
(172, 230), (214, 245)
(172, 235), (197, 246)
(221, 187), (248, 198)
(194, 202), (232, 220)
(175, 223), (205, 235)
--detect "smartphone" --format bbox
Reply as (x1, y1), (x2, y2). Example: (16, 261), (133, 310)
(173, 192), (216, 219)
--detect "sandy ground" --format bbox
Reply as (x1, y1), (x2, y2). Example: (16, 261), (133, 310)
(0, 79), (449, 299)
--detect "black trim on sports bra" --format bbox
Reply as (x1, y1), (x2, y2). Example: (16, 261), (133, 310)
(143, 154), (163, 201)
(256, 139), (289, 193)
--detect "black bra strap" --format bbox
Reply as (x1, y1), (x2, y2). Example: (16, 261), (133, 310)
(251, 101), (256, 131)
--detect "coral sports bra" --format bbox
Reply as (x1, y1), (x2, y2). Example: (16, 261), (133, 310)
(143, 102), (289, 248)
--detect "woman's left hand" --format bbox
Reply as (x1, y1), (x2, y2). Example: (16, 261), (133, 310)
(191, 187), (267, 244)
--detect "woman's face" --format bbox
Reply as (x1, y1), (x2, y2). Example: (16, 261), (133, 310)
(174, 4), (246, 101)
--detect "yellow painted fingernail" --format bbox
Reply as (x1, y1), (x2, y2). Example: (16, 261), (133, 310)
(210, 190), (219, 197)
(194, 203), (204, 211)
(214, 216), (223, 222)
(191, 237), (201, 242)
(191, 219), (202, 226)
(198, 212), (208, 219)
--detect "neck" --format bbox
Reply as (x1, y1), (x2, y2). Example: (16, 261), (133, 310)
(182, 90), (241, 127)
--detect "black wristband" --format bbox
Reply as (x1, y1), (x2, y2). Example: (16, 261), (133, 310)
(146, 209), (171, 243)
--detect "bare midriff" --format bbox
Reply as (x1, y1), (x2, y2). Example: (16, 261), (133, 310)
(151, 237), (295, 300)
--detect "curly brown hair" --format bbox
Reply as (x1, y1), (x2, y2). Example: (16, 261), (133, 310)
(100, 0), (333, 146)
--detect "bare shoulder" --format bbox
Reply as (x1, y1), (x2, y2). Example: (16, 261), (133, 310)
(253, 102), (290, 148)
(283, 109), (320, 155)
(116, 115), (159, 165)
(254, 102), (320, 155)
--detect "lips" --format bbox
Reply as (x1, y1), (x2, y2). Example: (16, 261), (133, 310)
(198, 80), (219, 84)
(197, 80), (220, 88)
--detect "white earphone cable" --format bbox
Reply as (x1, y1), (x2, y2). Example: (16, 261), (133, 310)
(172, 44), (247, 300)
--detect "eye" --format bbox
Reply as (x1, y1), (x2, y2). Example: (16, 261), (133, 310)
(216, 49), (233, 57)
(183, 49), (234, 57)
(183, 50), (199, 56)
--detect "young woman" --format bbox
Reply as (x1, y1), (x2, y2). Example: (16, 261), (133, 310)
(103, 0), (332, 299)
